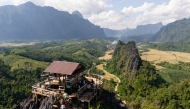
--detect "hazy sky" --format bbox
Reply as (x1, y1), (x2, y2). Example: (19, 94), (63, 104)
(0, 0), (189, 30)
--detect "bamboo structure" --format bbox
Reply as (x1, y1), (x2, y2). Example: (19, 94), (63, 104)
(31, 61), (103, 109)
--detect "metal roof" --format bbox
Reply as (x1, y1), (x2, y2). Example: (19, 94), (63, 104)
(44, 61), (85, 75)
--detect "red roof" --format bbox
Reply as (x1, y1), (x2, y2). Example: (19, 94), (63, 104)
(44, 61), (85, 75)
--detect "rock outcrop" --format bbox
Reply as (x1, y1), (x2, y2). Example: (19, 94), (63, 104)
(14, 95), (55, 109)
(99, 90), (128, 109)
(106, 40), (142, 78)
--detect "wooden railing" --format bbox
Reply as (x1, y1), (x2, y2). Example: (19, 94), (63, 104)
(66, 76), (83, 86)
(77, 83), (87, 95)
(32, 85), (58, 96)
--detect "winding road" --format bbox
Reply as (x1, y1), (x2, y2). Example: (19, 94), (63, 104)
(97, 50), (121, 92)
(100, 66), (126, 105)
(97, 50), (126, 105)
(101, 67), (121, 92)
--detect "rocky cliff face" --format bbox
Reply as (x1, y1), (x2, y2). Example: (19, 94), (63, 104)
(107, 40), (141, 77)
(0, 2), (106, 41)
(99, 90), (127, 109)
(14, 91), (128, 109)
(14, 95), (56, 109)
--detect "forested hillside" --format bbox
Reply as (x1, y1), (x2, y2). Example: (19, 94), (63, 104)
(2, 39), (190, 108)
(148, 42), (190, 53)
(0, 59), (43, 108)
(0, 39), (110, 109)
(0, 39), (109, 69)
(154, 18), (190, 42)
(105, 40), (190, 108)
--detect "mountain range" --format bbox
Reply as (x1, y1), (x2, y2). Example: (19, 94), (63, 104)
(106, 17), (190, 43)
(0, 2), (106, 41)
(154, 18), (190, 42)
(1, 1), (189, 42)
(103, 22), (163, 38)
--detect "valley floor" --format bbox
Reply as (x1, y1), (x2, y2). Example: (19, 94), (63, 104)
(98, 50), (113, 60)
(141, 48), (190, 69)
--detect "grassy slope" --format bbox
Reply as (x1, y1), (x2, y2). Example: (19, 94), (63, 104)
(0, 54), (49, 71)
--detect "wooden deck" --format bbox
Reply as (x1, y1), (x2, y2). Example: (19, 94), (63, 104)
(78, 89), (97, 102)
(31, 75), (103, 105)
(32, 86), (58, 96)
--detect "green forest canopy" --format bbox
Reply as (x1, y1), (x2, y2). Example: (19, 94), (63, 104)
(1, 39), (190, 109)
(106, 40), (190, 108)
(0, 39), (110, 108)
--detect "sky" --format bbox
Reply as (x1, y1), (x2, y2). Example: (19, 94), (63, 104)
(0, 0), (190, 30)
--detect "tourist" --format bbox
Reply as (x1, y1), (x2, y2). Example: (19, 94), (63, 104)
(91, 79), (94, 87)
(58, 87), (61, 94)
(83, 80), (85, 85)
(60, 104), (65, 109)
(63, 93), (68, 99)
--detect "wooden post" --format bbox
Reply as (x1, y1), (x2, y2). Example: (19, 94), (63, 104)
(96, 94), (97, 101)
(88, 102), (90, 109)
(35, 94), (38, 104)
(48, 73), (50, 82)
(32, 93), (35, 101)
(59, 74), (61, 86)
(48, 73), (51, 87)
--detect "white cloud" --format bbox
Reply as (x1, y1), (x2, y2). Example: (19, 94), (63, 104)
(89, 0), (190, 30)
(122, 2), (154, 15)
(88, 10), (132, 30)
(1, 0), (190, 30)
(135, 0), (190, 25)
(88, 2), (155, 30)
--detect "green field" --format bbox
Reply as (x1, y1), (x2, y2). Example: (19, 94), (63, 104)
(138, 43), (190, 83)
(0, 54), (49, 71)
(159, 69), (190, 83)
